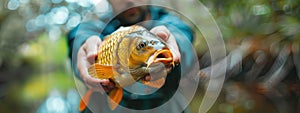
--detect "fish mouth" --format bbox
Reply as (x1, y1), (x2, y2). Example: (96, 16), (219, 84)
(146, 49), (174, 69)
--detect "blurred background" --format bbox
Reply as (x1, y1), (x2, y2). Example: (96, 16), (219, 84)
(0, 0), (299, 113)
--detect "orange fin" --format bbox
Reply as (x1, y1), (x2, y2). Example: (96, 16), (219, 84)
(79, 90), (93, 112)
(142, 78), (166, 88)
(108, 88), (123, 110)
(88, 64), (115, 79)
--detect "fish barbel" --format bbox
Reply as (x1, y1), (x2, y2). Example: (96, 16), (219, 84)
(80, 25), (175, 111)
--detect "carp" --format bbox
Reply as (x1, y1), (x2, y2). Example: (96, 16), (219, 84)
(79, 25), (175, 111)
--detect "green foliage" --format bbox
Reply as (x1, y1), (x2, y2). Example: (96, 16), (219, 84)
(20, 33), (68, 68)
(19, 33), (73, 99)
(0, 33), (76, 113)
(200, 0), (300, 41)
(21, 71), (75, 102)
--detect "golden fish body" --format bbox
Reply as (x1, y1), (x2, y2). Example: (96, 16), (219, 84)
(80, 25), (174, 111)
(89, 25), (174, 86)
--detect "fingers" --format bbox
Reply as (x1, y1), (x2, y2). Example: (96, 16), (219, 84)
(77, 36), (115, 93)
(167, 35), (181, 63)
(77, 46), (102, 92)
(87, 80), (115, 93)
(150, 25), (181, 63)
(144, 25), (181, 82)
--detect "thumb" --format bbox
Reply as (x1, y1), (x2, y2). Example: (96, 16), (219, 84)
(84, 35), (102, 63)
(150, 26), (170, 41)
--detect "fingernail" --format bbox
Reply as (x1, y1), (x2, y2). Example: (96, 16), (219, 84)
(100, 79), (108, 82)
(88, 51), (97, 57)
(157, 31), (169, 41)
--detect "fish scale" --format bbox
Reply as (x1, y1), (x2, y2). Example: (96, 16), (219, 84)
(96, 26), (141, 65)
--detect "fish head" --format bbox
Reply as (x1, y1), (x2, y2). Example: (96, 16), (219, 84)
(126, 29), (174, 80)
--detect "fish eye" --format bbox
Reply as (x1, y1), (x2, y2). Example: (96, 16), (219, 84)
(137, 40), (148, 50)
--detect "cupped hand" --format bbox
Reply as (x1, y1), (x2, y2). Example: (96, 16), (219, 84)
(143, 25), (181, 81)
(77, 35), (115, 93)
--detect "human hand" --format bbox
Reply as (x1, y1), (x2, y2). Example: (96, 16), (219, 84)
(143, 25), (181, 81)
(77, 36), (115, 93)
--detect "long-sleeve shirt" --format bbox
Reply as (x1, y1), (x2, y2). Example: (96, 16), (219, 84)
(67, 6), (197, 113)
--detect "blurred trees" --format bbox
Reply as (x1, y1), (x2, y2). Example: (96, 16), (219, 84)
(192, 0), (300, 113)
(0, 0), (83, 112)
(0, 0), (299, 113)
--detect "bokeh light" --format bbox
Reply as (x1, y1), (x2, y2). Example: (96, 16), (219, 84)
(66, 12), (81, 29)
(7, 0), (20, 10)
(7, 0), (111, 38)
(252, 5), (270, 15)
(1, 0), (300, 113)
